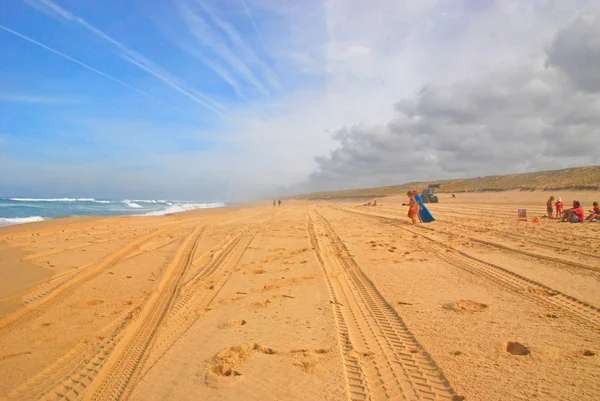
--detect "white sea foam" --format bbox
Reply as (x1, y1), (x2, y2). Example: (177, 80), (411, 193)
(94, 200), (111, 204)
(131, 200), (168, 204)
(9, 198), (78, 202)
(0, 216), (46, 226)
(122, 200), (143, 208)
(142, 202), (226, 216)
(76, 198), (96, 201)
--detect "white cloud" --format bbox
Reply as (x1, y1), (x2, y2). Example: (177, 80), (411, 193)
(302, 4), (600, 192)
(174, 0), (280, 97)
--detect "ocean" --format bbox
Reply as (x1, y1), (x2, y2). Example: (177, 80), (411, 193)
(0, 198), (227, 227)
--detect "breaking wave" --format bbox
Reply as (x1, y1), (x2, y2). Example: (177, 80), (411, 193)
(8, 198), (108, 203)
(0, 216), (46, 226)
(142, 202), (226, 216)
(121, 200), (143, 208)
(10, 198), (78, 202)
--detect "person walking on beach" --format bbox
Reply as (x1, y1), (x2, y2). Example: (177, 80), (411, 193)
(273, 200), (276, 207)
(407, 191), (418, 225)
(546, 196), (555, 218)
(412, 190), (423, 223)
(278, 200), (281, 207)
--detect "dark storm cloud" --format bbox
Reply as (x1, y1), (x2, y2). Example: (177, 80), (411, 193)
(304, 8), (600, 192)
(546, 8), (600, 93)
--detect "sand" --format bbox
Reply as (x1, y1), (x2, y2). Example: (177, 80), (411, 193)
(0, 191), (599, 400)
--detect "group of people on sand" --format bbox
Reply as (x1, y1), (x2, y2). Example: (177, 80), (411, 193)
(272, 200), (281, 207)
(546, 196), (600, 223)
(362, 200), (377, 207)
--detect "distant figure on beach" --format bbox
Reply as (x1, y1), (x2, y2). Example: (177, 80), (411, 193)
(452, 194), (456, 198)
(273, 200), (276, 207)
(586, 201), (600, 222)
(555, 197), (563, 219)
(546, 196), (555, 218)
(278, 200), (281, 207)
(407, 191), (418, 225)
(561, 200), (584, 223)
(373, 200), (377, 206)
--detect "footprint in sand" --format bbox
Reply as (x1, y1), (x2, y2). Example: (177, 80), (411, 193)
(292, 275), (314, 283)
(504, 341), (530, 356)
(289, 348), (330, 374)
(261, 284), (281, 292)
(0, 351), (32, 361)
(203, 344), (277, 388)
(77, 299), (104, 307)
(217, 320), (247, 329)
(565, 350), (596, 357)
(250, 269), (267, 275)
(221, 295), (246, 305)
(447, 300), (488, 312)
(250, 299), (271, 309)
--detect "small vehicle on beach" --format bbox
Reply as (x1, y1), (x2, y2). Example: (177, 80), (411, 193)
(421, 184), (440, 203)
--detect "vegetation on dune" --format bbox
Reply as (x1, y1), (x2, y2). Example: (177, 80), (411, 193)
(295, 166), (600, 200)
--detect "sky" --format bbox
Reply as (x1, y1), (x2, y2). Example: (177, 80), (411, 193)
(1, 0), (599, 200)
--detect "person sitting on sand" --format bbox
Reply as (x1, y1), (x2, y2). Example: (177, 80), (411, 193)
(373, 200), (377, 206)
(546, 196), (555, 219)
(555, 197), (563, 219)
(561, 200), (585, 223)
(586, 201), (600, 222)
(407, 191), (418, 225)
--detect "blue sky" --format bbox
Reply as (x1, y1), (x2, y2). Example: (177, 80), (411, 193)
(1, 0), (327, 199)
(1, 0), (599, 199)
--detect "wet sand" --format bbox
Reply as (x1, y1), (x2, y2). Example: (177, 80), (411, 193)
(0, 191), (599, 400)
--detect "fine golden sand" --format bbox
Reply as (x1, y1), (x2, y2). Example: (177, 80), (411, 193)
(0, 191), (599, 400)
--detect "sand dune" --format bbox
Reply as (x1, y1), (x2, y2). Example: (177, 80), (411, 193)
(1, 191), (599, 400)
(297, 166), (600, 199)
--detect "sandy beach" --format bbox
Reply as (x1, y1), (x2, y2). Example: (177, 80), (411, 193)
(0, 191), (599, 401)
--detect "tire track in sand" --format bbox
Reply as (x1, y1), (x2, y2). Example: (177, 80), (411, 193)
(140, 229), (255, 376)
(18, 232), (184, 309)
(83, 226), (205, 401)
(307, 208), (460, 401)
(415, 221), (600, 272)
(0, 225), (179, 338)
(1, 229), (191, 400)
(342, 207), (600, 273)
(2, 308), (140, 401)
(335, 207), (600, 329)
(429, 218), (600, 262)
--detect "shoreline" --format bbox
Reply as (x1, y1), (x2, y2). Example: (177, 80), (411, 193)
(0, 201), (230, 229)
